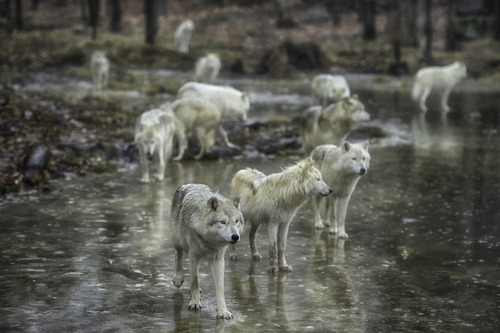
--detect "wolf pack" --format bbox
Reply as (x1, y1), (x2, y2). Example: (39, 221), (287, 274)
(89, 20), (467, 320)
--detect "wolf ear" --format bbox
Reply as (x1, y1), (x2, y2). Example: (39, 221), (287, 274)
(208, 197), (219, 211)
(232, 197), (240, 209)
(361, 140), (369, 151)
(342, 141), (351, 152)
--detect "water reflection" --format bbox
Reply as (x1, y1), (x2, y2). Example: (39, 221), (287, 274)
(2, 75), (500, 332)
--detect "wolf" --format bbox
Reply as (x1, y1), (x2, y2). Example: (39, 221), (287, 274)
(411, 61), (467, 112)
(300, 95), (370, 154)
(171, 184), (244, 319)
(311, 74), (351, 106)
(90, 51), (109, 90)
(134, 108), (186, 182)
(310, 141), (370, 238)
(195, 53), (221, 83)
(167, 98), (221, 160)
(177, 82), (250, 148)
(230, 157), (332, 273)
(174, 20), (194, 53)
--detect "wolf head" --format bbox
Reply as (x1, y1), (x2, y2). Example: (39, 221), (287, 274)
(343, 95), (370, 122)
(205, 196), (244, 244)
(299, 157), (333, 196)
(452, 61), (467, 80)
(136, 126), (164, 157)
(341, 141), (370, 176)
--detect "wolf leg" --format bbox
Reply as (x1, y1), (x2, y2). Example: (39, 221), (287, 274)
(138, 146), (150, 183)
(194, 128), (206, 160)
(440, 87), (452, 112)
(249, 223), (261, 260)
(324, 196), (333, 227)
(172, 247), (184, 288)
(312, 195), (324, 229)
(155, 146), (165, 181)
(336, 196), (351, 239)
(277, 221), (293, 272)
(267, 223), (279, 274)
(218, 124), (238, 149)
(211, 257), (233, 319)
(418, 87), (431, 112)
(188, 254), (202, 310)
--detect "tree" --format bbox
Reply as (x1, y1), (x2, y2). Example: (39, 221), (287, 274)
(108, 0), (121, 32)
(422, 0), (433, 64)
(144, 0), (159, 45)
(88, 0), (100, 40)
(444, 0), (458, 51)
(362, 0), (376, 40)
(401, 0), (419, 47)
(494, 0), (500, 40)
(15, 0), (23, 30)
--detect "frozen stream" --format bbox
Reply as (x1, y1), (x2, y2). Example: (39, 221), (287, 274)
(1, 71), (500, 332)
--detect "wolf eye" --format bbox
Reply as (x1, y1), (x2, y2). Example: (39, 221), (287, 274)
(352, 157), (356, 161)
(219, 221), (226, 225)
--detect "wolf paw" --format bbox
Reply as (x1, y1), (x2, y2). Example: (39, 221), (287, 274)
(267, 265), (279, 274)
(338, 232), (349, 239)
(252, 253), (261, 261)
(140, 177), (150, 183)
(217, 310), (233, 320)
(315, 222), (324, 229)
(280, 265), (293, 273)
(172, 275), (184, 288)
(188, 301), (202, 311)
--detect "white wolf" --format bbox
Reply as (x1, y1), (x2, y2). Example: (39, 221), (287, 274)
(174, 20), (194, 53)
(411, 61), (467, 112)
(230, 157), (332, 273)
(90, 51), (109, 90)
(300, 95), (370, 154)
(171, 183), (244, 319)
(167, 98), (221, 160)
(134, 108), (186, 182)
(311, 141), (370, 238)
(195, 53), (221, 83)
(177, 82), (250, 148)
(311, 74), (350, 106)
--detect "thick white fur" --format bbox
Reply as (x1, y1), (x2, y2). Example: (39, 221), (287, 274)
(412, 61), (467, 112)
(311, 141), (370, 238)
(230, 157), (332, 273)
(174, 20), (194, 53)
(171, 184), (244, 319)
(167, 98), (221, 159)
(194, 53), (221, 83)
(300, 95), (370, 154)
(311, 74), (351, 106)
(90, 51), (109, 90)
(134, 108), (186, 182)
(178, 82), (250, 148)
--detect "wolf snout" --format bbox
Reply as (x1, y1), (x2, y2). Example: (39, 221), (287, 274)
(231, 234), (240, 242)
(359, 168), (367, 175)
(323, 187), (333, 196)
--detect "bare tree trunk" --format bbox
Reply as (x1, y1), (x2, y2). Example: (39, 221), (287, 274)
(422, 0), (433, 64)
(144, 0), (159, 45)
(80, 0), (88, 23)
(108, 0), (121, 32)
(274, 0), (295, 28)
(362, 0), (376, 40)
(444, 0), (458, 51)
(494, 0), (500, 40)
(88, 0), (100, 40)
(15, 0), (22, 30)
(401, 0), (419, 47)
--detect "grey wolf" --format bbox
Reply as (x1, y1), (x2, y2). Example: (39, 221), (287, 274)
(167, 98), (221, 160)
(311, 74), (350, 106)
(310, 141), (370, 238)
(230, 157), (332, 273)
(300, 95), (370, 154)
(134, 108), (186, 182)
(412, 61), (467, 112)
(195, 53), (221, 83)
(177, 82), (250, 148)
(90, 51), (109, 90)
(174, 20), (194, 53)
(171, 184), (244, 319)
